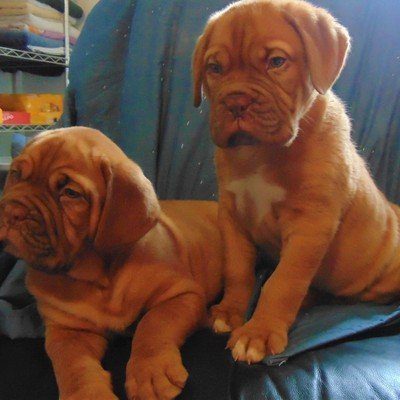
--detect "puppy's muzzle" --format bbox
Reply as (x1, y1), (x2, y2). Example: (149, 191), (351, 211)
(223, 92), (254, 119)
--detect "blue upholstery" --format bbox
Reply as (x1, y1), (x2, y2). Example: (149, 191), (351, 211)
(1, 1), (400, 399)
(232, 333), (400, 400)
(61, 0), (218, 200)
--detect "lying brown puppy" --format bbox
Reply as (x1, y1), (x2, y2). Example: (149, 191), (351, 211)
(0, 127), (223, 400)
(193, 0), (400, 363)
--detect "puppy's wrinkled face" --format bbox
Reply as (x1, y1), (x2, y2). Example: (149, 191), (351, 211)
(0, 130), (106, 273)
(193, 0), (350, 148)
(203, 5), (309, 148)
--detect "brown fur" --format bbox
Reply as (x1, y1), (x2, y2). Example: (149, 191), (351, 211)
(192, 0), (400, 363)
(0, 127), (223, 399)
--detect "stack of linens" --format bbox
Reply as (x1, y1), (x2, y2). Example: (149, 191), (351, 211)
(0, 0), (83, 55)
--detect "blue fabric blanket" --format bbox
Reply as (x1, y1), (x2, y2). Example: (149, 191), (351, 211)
(0, 261), (43, 339)
(1, 0), (400, 365)
(266, 302), (400, 365)
(248, 268), (400, 365)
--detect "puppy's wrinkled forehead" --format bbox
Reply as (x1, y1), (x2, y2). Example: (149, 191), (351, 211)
(207, 3), (303, 60)
(16, 135), (94, 180)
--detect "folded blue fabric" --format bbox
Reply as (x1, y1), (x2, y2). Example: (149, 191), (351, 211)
(264, 301), (400, 366)
(0, 260), (43, 339)
(245, 268), (400, 366)
(0, 29), (66, 50)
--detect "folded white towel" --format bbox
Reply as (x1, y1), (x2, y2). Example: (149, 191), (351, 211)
(27, 44), (70, 55)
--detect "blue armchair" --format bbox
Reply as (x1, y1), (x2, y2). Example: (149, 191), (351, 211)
(1, 1), (400, 399)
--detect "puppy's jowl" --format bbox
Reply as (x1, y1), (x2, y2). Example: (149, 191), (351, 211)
(193, 0), (400, 363)
(0, 127), (223, 400)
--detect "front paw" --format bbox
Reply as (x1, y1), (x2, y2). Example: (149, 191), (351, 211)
(227, 319), (288, 363)
(209, 301), (247, 334)
(126, 348), (188, 400)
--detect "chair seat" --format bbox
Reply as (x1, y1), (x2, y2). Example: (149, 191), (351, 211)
(231, 329), (400, 400)
(0, 330), (232, 400)
(2, 327), (400, 400)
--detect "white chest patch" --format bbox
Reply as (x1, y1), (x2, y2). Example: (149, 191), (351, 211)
(226, 172), (286, 224)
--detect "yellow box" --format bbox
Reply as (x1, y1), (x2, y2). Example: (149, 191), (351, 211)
(0, 94), (63, 124)
(31, 111), (62, 125)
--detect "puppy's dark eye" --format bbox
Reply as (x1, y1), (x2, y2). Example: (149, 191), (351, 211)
(268, 56), (287, 69)
(62, 188), (82, 199)
(206, 62), (223, 74)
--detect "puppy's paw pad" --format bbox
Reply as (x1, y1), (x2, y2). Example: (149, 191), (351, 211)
(210, 303), (246, 333)
(213, 318), (232, 333)
(230, 336), (266, 363)
(231, 338), (249, 361)
(125, 377), (138, 399)
(228, 323), (288, 364)
(126, 351), (188, 400)
(246, 346), (266, 363)
(166, 362), (189, 388)
(152, 373), (183, 399)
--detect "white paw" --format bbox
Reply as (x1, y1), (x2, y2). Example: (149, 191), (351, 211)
(231, 338), (266, 363)
(213, 318), (232, 333)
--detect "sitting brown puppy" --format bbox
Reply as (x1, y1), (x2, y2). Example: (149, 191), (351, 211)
(0, 127), (223, 400)
(192, 0), (400, 363)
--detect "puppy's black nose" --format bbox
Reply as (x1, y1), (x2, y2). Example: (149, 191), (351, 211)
(224, 93), (253, 118)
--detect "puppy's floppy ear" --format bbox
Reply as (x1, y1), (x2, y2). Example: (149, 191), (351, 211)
(283, 2), (351, 94)
(192, 33), (207, 107)
(94, 158), (160, 254)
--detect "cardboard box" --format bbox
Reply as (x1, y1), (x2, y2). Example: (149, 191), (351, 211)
(0, 94), (63, 125)
(31, 111), (62, 125)
(2, 111), (31, 125)
(0, 94), (63, 112)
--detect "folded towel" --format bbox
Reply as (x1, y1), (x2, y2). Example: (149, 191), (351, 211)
(0, 29), (72, 53)
(37, 0), (83, 19)
(39, 28), (76, 44)
(0, 13), (80, 38)
(0, 22), (77, 43)
(0, 0), (78, 25)
(27, 44), (67, 55)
